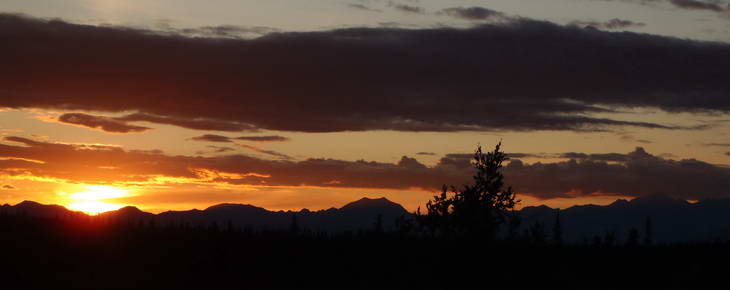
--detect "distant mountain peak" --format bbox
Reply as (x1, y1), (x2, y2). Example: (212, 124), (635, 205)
(204, 203), (265, 212)
(15, 200), (67, 211)
(629, 194), (689, 206)
(118, 205), (143, 212)
(16, 200), (42, 207)
(342, 197), (399, 209)
(609, 199), (630, 207)
(352, 197), (390, 204)
(99, 205), (154, 219)
(10, 200), (73, 218)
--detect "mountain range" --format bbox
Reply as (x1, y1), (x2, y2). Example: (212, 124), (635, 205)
(4, 195), (730, 243)
(0, 197), (410, 233)
(520, 195), (730, 243)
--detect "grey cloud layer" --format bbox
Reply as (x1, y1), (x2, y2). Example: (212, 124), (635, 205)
(505, 147), (730, 199)
(439, 7), (505, 20)
(58, 113), (257, 132)
(390, 3), (425, 14)
(2, 13), (729, 133)
(1, 137), (729, 200)
(570, 18), (646, 29)
(599, 0), (730, 12)
(59, 113), (151, 133)
(191, 134), (290, 143)
(670, 0), (728, 11)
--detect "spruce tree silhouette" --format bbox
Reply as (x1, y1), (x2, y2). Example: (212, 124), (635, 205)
(603, 230), (616, 247)
(643, 216), (653, 246)
(626, 228), (640, 247)
(418, 142), (519, 240)
(289, 213), (300, 235)
(528, 222), (547, 245)
(552, 209), (563, 246)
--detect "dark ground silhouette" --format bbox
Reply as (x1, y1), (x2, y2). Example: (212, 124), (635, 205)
(1, 211), (730, 290)
(3, 144), (729, 289)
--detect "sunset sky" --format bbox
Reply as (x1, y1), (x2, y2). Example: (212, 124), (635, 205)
(2, 0), (730, 214)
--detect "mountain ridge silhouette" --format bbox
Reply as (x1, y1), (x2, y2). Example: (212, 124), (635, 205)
(6, 196), (730, 241)
(520, 195), (730, 243)
(1, 197), (410, 232)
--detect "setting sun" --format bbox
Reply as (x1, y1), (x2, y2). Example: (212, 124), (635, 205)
(67, 185), (129, 215)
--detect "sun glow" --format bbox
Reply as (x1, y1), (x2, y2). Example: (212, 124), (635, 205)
(67, 185), (129, 215)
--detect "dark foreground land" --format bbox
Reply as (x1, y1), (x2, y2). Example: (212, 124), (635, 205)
(1, 214), (728, 290)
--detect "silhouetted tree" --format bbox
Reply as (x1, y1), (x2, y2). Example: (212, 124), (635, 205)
(528, 222), (547, 245)
(395, 214), (416, 237)
(626, 228), (639, 247)
(507, 209), (521, 241)
(418, 142), (519, 240)
(591, 235), (602, 248)
(372, 214), (384, 235)
(552, 209), (563, 246)
(209, 221), (220, 232)
(603, 230), (616, 247)
(643, 216), (653, 246)
(289, 214), (300, 234)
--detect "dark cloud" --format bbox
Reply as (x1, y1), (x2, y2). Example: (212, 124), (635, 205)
(620, 135), (652, 144)
(416, 152), (437, 156)
(0, 136), (465, 189)
(507, 153), (553, 159)
(559, 152), (629, 162)
(2, 184), (15, 190)
(704, 143), (730, 147)
(2, 136), (729, 200)
(390, 3), (425, 14)
(348, 3), (382, 12)
(191, 134), (233, 143)
(598, 0), (729, 12)
(726, 152), (730, 156)
(601, 0), (664, 5)
(58, 112), (256, 133)
(670, 0), (726, 11)
(397, 156), (428, 170)
(658, 152), (677, 158)
(439, 7), (505, 21)
(2, 14), (729, 133)
(504, 147), (730, 200)
(237, 144), (291, 160)
(448, 152), (555, 159)
(235, 136), (290, 142)
(191, 134), (289, 143)
(444, 153), (473, 160)
(153, 19), (280, 38)
(447, 150), (653, 162)
(176, 25), (279, 38)
(570, 18), (646, 30)
(116, 113), (258, 132)
(208, 146), (235, 153)
(58, 113), (151, 133)
(195, 145), (236, 155)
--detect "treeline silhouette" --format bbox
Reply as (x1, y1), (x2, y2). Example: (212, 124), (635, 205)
(2, 207), (729, 289)
(2, 144), (729, 289)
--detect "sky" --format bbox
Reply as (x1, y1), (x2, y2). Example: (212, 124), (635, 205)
(1, 0), (730, 214)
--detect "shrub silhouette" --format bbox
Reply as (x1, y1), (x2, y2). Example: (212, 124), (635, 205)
(417, 142), (519, 240)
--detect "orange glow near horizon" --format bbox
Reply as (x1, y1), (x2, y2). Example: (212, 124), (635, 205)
(66, 185), (129, 215)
